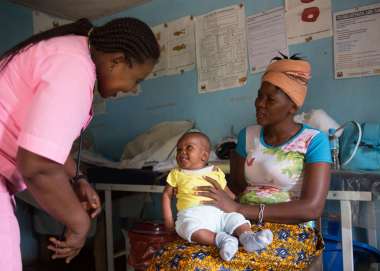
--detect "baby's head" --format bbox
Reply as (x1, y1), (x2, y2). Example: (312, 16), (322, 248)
(176, 132), (211, 170)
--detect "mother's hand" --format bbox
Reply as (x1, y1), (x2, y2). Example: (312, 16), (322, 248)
(196, 176), (240, 213)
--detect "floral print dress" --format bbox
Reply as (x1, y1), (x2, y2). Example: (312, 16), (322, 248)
(148, 124), (331, 271)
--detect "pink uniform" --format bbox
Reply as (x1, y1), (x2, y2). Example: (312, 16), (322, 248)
(0, 35), (95, 270)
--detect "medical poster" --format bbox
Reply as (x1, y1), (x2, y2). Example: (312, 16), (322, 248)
(111, 85), (142, 99)
(166, 16), (196, 75)
(32, 11), (72, 34)
(148, 23), (168, 78)
(195, 4), (248, 93)
(285, 0), (332, 45)
(148, 16), (196, 78)
(247, 7), (289, 73)
(333, 3), (380, 79)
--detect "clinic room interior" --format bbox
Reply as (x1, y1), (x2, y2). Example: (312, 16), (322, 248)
(1, 0), (380, 270)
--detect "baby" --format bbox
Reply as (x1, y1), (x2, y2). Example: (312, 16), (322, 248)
(162, 132), (273, 261)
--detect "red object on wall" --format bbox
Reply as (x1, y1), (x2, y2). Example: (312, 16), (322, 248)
(302, 7), (320, 22)
(128, 222), (179, 271)
(300, 0), (314, 3)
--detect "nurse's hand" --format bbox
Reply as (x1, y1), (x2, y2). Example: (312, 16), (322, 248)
(74, 178), (101, 219)
(48, 227), (87, 263)
(196, 176), (240, 213)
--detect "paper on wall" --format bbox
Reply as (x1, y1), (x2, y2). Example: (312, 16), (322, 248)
(148, 23), (168, 79)
(111, 85), (142, 99)
(333, 3), (380, 79)
(166, 16), (196, 75)
(195, 4), (248, 93)
(32, 11), (72, 34)
(148, 16), (196, 78)
(247, 7), (288, 73)
(285, 0), (332, 45)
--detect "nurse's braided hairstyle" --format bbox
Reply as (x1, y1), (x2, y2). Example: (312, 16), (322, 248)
(0, 17), (159, 71)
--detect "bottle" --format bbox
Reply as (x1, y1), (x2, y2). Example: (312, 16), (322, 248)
(328, 128), (340, 170)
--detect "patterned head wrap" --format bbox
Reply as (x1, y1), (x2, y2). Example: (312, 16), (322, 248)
(262, 59), (311, 107)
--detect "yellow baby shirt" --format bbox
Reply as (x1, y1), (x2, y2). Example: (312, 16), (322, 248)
(167, 166), (227, 211)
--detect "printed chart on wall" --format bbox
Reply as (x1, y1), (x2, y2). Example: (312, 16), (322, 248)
(148, 16), (196, 78)
(285, 0), (332, 44)
(148, 24), (168, 78)
(112, 85), (142, 99)
(247, 7), (288, 74)
(32, 11), (72, 33)
(333, 3), (380, 79)
(166, 16), (196, 75)
(195, 4), (248, 93)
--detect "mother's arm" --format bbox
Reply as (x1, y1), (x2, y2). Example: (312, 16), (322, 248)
(229, 150), (247, 195)
(200, 159), (330, 224)
(237, 162), (330, 224)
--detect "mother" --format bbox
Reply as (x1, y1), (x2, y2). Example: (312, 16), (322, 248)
(148, 55), (331, 270)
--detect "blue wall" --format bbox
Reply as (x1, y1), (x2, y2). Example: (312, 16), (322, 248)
(1, 0), (380, 161)
(2, 0), (380, 261)
(0, 0), (33, 54)
(90, 0), (380, 160)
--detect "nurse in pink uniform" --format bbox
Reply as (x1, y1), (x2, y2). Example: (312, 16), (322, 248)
(0, 17), (159, 270)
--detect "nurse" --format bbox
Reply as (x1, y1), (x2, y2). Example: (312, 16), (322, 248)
(0, 17), (160, 270)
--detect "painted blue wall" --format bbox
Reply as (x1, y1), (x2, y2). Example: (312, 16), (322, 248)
(90, 0), (380, 160)
(2, 0), (380, 260)
(0, 0), (33, 54)
(1, 0), (378, 160)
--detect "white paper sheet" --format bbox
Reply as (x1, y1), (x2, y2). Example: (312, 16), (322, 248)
(285, 0), (332, 45)
(111, 85), (142, 99)
(148, 24), (168, 79)
(33, 11), (72, 34)
(333, 3), (380, 79)
(247, 7), (289, 73)
(166, 16), (196, 75)
(148, 16), (196, 78)
(195, 4), (248, 93)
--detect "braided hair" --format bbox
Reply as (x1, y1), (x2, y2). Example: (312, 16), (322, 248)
(272, 52), (304, 61)
(0, 17), (159, 72)
(89, 18), (159, 66)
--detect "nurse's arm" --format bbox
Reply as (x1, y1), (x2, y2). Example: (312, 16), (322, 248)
(16, 147), (90, 240)
(64, 154), (78, 178)
(64, 155), (101, 218)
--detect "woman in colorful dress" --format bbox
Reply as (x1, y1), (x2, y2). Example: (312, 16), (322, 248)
(148, 55), (331, 271)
